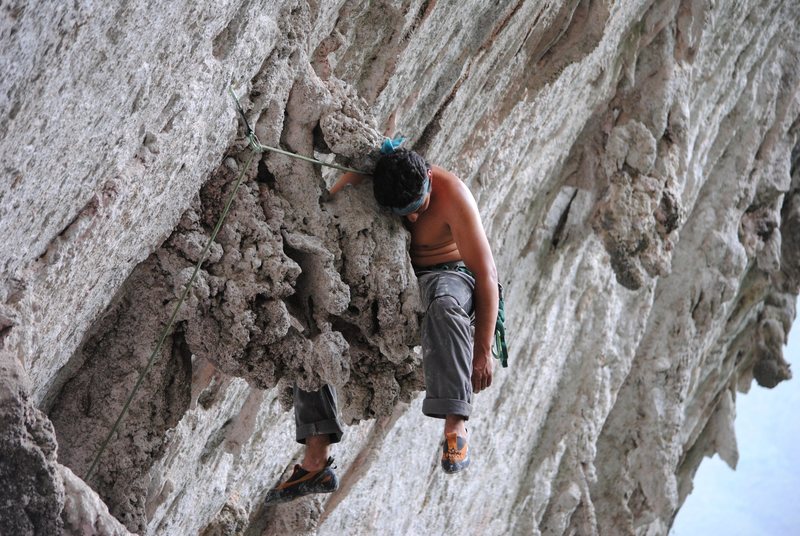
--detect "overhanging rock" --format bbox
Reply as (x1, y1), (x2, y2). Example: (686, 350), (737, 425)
(1, 1), (799, 534)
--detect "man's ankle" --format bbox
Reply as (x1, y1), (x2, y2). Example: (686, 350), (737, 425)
(300, 459), (328, 472)
(443, 414), (467, 437)
(301, 434), (331, 471)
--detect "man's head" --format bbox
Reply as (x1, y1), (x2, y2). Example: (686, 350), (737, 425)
(373, 149), (432, 217)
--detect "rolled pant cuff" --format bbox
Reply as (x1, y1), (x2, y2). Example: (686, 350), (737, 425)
(295, 419), (343, 445)
(422, 398), (472, 419)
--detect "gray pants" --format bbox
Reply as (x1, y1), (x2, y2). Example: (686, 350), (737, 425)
(415, 265), (476, 419)
(293, 265), (476, 442)
(294, 384), (344, 444)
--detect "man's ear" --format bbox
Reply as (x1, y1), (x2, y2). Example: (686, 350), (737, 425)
(428, 168), (433, 178)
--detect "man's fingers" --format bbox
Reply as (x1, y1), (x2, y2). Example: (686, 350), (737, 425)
(473, 372), (489, 393)
(473, 374), (482, 393)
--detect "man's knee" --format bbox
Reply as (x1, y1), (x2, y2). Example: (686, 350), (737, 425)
(426, 294), (465, 318)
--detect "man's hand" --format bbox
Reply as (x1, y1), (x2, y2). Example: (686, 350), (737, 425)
(329, 172), (367, 195)
(472, 350), (493, 393)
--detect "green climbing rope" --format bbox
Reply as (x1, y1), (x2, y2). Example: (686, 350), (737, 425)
(85, 86), (368, 483)
(85, 148), (257, 482)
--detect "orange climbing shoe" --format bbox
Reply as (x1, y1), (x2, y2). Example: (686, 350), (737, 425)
(441, 432), (470, 474)
(264, 457), (338, 504)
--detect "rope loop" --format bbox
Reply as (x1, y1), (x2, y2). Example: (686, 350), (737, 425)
(228, 85), (370, 175)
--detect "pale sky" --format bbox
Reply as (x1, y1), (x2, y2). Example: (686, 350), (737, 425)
(672, 300), (800, 536)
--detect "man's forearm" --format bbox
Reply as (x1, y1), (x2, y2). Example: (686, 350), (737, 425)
(472, 272), (499, 358)
(329, 172), (367, 195)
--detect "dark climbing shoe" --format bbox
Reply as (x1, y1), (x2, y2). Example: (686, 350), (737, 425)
(264, 457), (339, 504)
(441, 432), (470, 474)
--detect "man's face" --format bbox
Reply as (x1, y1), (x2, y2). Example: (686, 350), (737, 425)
(404, 191), (431, 222)
(393, 168), (433, 223)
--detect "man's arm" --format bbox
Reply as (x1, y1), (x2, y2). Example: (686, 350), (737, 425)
(446, 174), (499, 394)
(329, 172), (368, 195)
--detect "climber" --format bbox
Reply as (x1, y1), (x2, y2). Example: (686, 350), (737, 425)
(264, 143), (498, 504)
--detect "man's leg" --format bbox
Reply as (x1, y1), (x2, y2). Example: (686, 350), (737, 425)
(301, 434), (331, 471)
(444, 414), (467, 438)
(294, 384), (343, 468)
(417, 269), (475, 473)
(265, 384), (343, 504)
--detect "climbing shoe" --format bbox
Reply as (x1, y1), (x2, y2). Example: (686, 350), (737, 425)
(441, 432), (470, 474)
(264, 457), (339, 504)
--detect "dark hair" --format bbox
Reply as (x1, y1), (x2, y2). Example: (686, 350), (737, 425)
(372, 149), (430, 208)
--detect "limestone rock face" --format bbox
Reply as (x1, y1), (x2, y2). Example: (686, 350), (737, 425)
(0, 357), (64, 535)
(1, 1), (798, 535)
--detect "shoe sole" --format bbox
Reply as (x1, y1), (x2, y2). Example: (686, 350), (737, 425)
(265, 473), (339, 505)
(441, 458), (470, 474)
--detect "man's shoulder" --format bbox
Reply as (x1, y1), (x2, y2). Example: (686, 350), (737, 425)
(432, 165), (472, 194)
(432, 165), (476, 207)
(431, 164), (457, 182)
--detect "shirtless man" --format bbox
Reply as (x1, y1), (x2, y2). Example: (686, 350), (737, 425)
(266, 147), (498, 503)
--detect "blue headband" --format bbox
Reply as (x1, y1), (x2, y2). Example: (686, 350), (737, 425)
(381, 136), (406, 155)
(391, 177), (431, 216)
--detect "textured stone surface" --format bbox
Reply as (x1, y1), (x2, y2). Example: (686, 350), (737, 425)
(2, 0), (799, 535)
(0, 357), (64, 535)
(60, 464), (135, 536)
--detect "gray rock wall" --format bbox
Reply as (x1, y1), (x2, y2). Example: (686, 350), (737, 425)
(2, 0), (798, 535)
